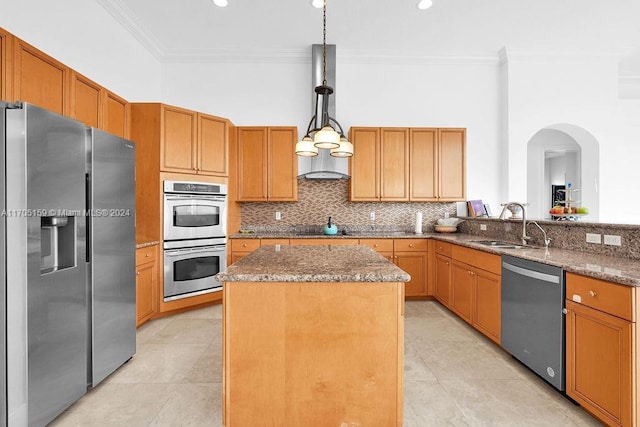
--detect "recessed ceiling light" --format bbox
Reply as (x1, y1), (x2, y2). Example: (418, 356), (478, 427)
(311, 0), (324, 8)
(213, 0), (228, 7)
(417, 0), (433, 10)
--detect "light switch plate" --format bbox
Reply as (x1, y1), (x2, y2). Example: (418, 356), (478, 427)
(480, 224), (487, 231)
(275, 211), (281, 220)
(604, 235), (622, 246)
(586, 233), (601, 244)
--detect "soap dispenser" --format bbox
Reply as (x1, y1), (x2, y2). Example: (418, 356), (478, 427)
(323, 216), (338, 235)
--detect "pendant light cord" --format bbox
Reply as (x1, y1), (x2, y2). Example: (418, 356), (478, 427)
(322, 0), (327, 86)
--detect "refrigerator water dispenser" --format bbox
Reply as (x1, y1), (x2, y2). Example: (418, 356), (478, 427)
(40, 216), (76, 274)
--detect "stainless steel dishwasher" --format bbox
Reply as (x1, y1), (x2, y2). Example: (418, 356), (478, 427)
(501, 255), (565, 391)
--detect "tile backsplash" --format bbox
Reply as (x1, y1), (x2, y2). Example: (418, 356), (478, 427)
(240, 179), (456, 232)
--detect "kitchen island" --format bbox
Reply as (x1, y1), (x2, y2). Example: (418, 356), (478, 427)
(216, 244), (410, 427)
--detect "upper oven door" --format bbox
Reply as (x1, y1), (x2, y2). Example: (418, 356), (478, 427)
(164, 194), (226, 241)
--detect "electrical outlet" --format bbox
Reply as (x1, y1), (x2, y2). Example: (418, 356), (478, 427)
(370, 211), (375, 221)
(480, 224), (487, 231)
(604, 235), (622, 246)
(444, 212), (450, 218)
(275, 211), (281, 220)
(585, 233), (601, 244)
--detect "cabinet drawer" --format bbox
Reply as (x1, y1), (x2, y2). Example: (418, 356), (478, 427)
(394, 239), (427, 252)
(260, 238), (289, 246)
(231, 239), (261, 252)
(136, 245), (157, 266)
(434, 240), (451, 256)
(451, 245), (501, 275)
(359, 239), (394, 253)
(566, 273), (635, 322)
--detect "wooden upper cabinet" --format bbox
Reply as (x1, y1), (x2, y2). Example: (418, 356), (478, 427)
(13, 38), (68, 115)
(410, 128), (437, 201)
(380, 128), (409, 201)
(439, 128), (466, 201)
(70, 71), (102, 128)
(160, 105), (227, 176)
(161, 105), (198, 173)
(349, 127), (380, 201)
(236, 126), (297, 202)
(268, 127), (298, 201)
(103, 90), (129, 139)
(0, 27), (14, 101)
(237, 127), (267, 201)
(198, 113), (228, 176)
(350, 126), (465, 202)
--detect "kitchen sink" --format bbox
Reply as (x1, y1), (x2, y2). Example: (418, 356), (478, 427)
(473, 240), (526, 249)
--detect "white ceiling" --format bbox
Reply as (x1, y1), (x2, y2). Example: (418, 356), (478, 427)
(98, 0), (640, 66)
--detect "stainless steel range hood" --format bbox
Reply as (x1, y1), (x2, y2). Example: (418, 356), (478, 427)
(298, 44), (349, 180)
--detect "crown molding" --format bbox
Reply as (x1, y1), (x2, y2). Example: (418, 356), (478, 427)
(96, 0), (165, 60)
(499, 47), (628, 64)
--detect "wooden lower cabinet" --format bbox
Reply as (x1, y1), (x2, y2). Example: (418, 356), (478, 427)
(565, 273), (636, 427)
(447, 244), (501, 344)
(230, 238), (261, 264)
(393, 239), (428, 297)
(136, 245), (158, 327)
(434, 253), (452, 306)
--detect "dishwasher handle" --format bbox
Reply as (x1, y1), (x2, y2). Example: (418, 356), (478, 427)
(502, 261), (560, 284)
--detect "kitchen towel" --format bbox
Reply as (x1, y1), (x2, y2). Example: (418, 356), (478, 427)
(415, 211), (423, 234)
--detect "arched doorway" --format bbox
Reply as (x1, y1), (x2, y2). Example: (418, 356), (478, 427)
(526, 124), (599, 221)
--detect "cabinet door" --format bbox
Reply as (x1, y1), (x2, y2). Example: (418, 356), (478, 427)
(349, 127), (379, 201)
(70, 71), (102, 128)
(394, 251), (427, 297)
(104, 90), (129, 139)
(434, 254), (451, 307)
(267, 127), (298, 201)
(438, 128), (466, 201)
(451, 261), (473, 323)
(14, 38), (68, 115)
(198, 113), (228, 176)
(473, 268), (501, 344)
(237, 127), (267, 201)
(409, 128), (437, 201)
(161, 105), (197, 173)
(0, 28), (12, 101)
(136, 261), (156, 327)
(380, 128), (409, 201)
(566, 300), (632, 427)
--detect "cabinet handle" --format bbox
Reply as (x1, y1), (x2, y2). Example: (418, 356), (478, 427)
(409, 243), (414, 247)
(243, 243), (248, 247)
(145, 253), (150, 257)
(374, 244), (378, 247)
(137, 271), (140, 275)
(588, 290), (597, 297)
(446, 261), (449, 266)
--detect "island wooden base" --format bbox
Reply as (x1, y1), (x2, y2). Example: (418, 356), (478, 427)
(223, 281), (404, 427)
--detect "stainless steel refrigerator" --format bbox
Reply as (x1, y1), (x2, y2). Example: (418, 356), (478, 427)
(1, 102), (136, 426)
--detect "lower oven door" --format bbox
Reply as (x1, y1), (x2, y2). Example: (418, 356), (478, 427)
(163, 244), (226, 301)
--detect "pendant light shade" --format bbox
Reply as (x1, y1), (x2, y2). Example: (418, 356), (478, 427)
(296, 0), (352, 158)
(314, 125), (340, 149)
(295, 136), (319, 157)
(330, 135), (354, 157)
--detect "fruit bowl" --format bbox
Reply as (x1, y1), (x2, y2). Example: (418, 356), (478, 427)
(434, 225), (457, 233)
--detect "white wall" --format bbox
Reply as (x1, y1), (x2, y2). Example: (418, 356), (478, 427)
(0, 0), (161, 100)
(161, 57), (504, 212)
(504, 51), (640, 223)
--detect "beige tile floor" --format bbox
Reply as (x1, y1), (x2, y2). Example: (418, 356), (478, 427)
(51, 301), (602, 426)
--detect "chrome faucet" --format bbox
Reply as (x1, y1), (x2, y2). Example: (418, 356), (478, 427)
(499, 202), (530, 245)
(528, 220), (552, 248)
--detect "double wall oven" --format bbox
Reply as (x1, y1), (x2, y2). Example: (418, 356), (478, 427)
(163, 180), (227, 301)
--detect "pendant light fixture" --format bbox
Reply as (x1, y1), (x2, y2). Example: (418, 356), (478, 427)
(295, 0), (353, 158)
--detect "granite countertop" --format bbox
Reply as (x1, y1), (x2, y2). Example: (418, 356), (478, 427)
(229, 231), (424, 239)
(430, 234), (640, 287)
(136, 239), (160, 249)
(229, 230), (640, 287)
(216, 244), (411, 283)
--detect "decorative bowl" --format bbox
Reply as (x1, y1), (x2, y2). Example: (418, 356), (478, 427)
(437, 218), (462, 226)
(434, 225), (457, 233)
